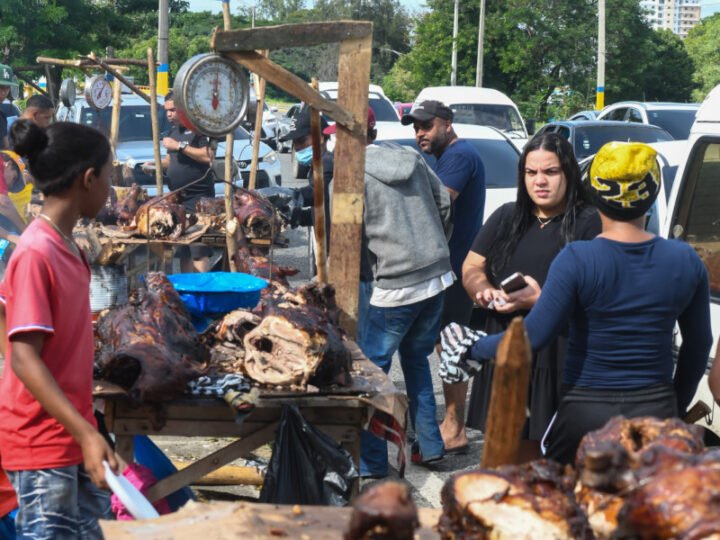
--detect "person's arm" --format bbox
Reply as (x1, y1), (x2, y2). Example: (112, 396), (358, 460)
(11, 332), (117, 487)
(161, 136), (211, 165)
(709, 343), (720, 406)
(435, 153), (471, 202)
(674, 265), (713, 413)
(470, 246), (580, 359)
(462, 251), (498, 308)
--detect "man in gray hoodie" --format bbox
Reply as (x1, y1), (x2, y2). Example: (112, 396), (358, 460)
(358, 122), (453, 478)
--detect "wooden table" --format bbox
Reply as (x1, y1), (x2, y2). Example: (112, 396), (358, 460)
(100, 500), (442, 539)
(99, 354), (406, 503)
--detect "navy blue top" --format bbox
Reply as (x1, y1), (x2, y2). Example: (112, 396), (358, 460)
(434, 139), (485, 277)
(470, 236), (712, 412)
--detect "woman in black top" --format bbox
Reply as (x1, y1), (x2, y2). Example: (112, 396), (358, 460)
(441, 132), (601, 459)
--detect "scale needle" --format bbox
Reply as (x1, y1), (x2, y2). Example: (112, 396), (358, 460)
(212, 71), (220, 110)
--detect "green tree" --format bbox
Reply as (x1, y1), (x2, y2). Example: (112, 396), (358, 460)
(685, 13), (720, 101)
(641, 30), (693, 101)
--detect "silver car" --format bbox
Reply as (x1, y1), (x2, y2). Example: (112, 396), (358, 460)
(57, 93), (283, 195)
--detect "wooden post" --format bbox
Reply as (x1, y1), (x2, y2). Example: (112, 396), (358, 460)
(310, 78), (328, 283)
(481, 317), (532, 468)
(327, 34), (371, 335)
(109, 78), (122, 154)
(222, 0), (239, 271)
(147, 48), (164, 195)
(248, 50), (268, 190)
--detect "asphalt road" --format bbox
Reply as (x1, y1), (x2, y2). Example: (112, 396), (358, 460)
(157, 152), (484, 508)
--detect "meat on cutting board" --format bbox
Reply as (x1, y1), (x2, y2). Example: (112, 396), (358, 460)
(134, 194), (188, 240)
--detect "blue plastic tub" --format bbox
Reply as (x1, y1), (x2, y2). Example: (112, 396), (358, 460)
(167, 272), (268, 319)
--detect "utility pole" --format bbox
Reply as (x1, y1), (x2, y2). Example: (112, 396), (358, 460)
(596, 0), (605, 110)
(451, 0), (459, 85)
(475, 0), (485, 87)
(158, 0), (169, 95)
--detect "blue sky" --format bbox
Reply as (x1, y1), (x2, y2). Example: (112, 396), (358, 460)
(187, 0), (720, 17)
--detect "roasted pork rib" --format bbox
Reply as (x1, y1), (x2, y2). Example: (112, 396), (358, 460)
(94, 272), (206, 404)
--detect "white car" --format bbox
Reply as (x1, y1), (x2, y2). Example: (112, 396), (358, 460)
(318, 82), (400, 122)
(374, 121), (520, 222)
(57, 93), (283, 195)
(597, 101), (700, 140)
(413, 86), (529, 150)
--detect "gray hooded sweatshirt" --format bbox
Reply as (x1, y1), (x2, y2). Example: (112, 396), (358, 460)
(363, 143), (453, 289)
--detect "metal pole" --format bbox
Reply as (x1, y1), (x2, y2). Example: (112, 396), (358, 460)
(147, 48), (164, 196)
(475, 0), (485, 87)
(158, 0), (169, 95)
(451, 0), (459, 86)
(596, 0), (606, 111)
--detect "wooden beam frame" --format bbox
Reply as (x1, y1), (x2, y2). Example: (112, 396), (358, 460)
(214, 21), (372, 334)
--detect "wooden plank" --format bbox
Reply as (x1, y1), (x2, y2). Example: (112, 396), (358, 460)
(171, 460), (264, 486)
(481, 317), (532, 468)
(212, 21), (372, 52)
(327, 33), (372, 336)
(146, 423), (277, 501)
(310, 78), (329, 283)
(223, 51), (360, 135)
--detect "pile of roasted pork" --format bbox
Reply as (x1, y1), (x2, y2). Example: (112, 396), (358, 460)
(94, 185), (284, 242)
(436, 416), (720, 539)
(94, 273), (352, 402)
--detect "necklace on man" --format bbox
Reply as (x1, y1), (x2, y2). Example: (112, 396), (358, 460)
(39, 213), (81, 258)
(536, 214), (559, 229)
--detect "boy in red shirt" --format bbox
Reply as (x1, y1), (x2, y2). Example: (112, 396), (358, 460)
(0, 119), (117, 538)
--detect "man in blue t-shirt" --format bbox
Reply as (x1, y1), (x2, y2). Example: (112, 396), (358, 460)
(402, 101), (486, 453)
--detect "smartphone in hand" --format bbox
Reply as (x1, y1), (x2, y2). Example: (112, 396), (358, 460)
(500, 272), (528, 294)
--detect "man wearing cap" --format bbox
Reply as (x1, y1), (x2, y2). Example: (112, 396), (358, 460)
(402, 100), (485, 453)
(461, 141), (712, 464)
(278, 106), (334, 232)
(0, 65), (19, 150)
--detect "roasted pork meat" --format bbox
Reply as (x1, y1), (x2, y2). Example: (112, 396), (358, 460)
(94, 272), (206, 404)
(345, 482), (419, 540)
(194, 189), (283, 241)
(234, 247), (299, 286)
(134, 195), (188, 239)
(438, 460), (591, 540)
(575, 416), (706, 539)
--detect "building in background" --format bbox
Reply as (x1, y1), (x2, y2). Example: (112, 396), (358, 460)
(640, 0), (701, 38)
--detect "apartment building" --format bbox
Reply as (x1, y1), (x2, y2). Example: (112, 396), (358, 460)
(640, 0), (702, 38)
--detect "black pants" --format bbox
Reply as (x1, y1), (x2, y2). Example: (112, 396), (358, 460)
(544, 383), (678, 465)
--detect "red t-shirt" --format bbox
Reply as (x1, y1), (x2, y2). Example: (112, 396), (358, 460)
(0, 218), (96, 470)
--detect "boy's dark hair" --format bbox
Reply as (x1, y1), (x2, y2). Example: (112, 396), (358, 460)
(25, 94), (54, 110)
(11, 120), (111, 196)
(165, 90), (174, 102)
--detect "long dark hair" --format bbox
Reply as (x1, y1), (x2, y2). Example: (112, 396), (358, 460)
(485, 132), (585, 281)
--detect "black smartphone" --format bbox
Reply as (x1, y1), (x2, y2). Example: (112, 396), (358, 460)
(500, 272), (528, 293)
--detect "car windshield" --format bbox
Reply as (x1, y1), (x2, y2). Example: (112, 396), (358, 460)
(78, 104), (172, 142)
(450, 104), (525, 137)
(572, 126), (674, 160)
(647, 109), (697, 140)
(388, 139), (518, 188)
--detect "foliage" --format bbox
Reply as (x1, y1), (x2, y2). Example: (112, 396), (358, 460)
(685, 13), (720, 101)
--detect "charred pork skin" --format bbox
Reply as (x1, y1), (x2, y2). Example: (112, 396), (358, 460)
(438, 460), (591, 540)
(115, 184), (145, 226)
(234, 247), (299, 286)
(134, 195), (188, 240)
(234, 188), (282, 240)
(574, 416), (705, 539)
(94, 272), (206, 404)
(345, 482), (419, 540)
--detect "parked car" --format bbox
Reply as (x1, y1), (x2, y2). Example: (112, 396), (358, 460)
(413, 86), (529, 150)
(318, 82), (400, 122)
(568, 110), (598, 121)
(596, 101), (699, 140)
(535, 120), (674, 161)
(374, 121), (521, 222)
(57, 94), (283, 195)
(660, 83), (720, 442)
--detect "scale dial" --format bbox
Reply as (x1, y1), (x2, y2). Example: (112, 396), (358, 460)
(84, 75), (112, 109)
(173, 54), (249, 138)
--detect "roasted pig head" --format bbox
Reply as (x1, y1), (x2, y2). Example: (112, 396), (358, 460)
(345, 482), (419, 540)
(134, 195), (188, 239)
(234, 188), (282, 240)
(95, 272), (206, 404)
(439, 460), (591, 540)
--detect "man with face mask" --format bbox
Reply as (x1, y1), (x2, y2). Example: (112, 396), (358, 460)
(278, 106), (333, 230)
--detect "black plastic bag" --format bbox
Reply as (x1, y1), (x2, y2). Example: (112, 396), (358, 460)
(259, 404), (359, 506)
